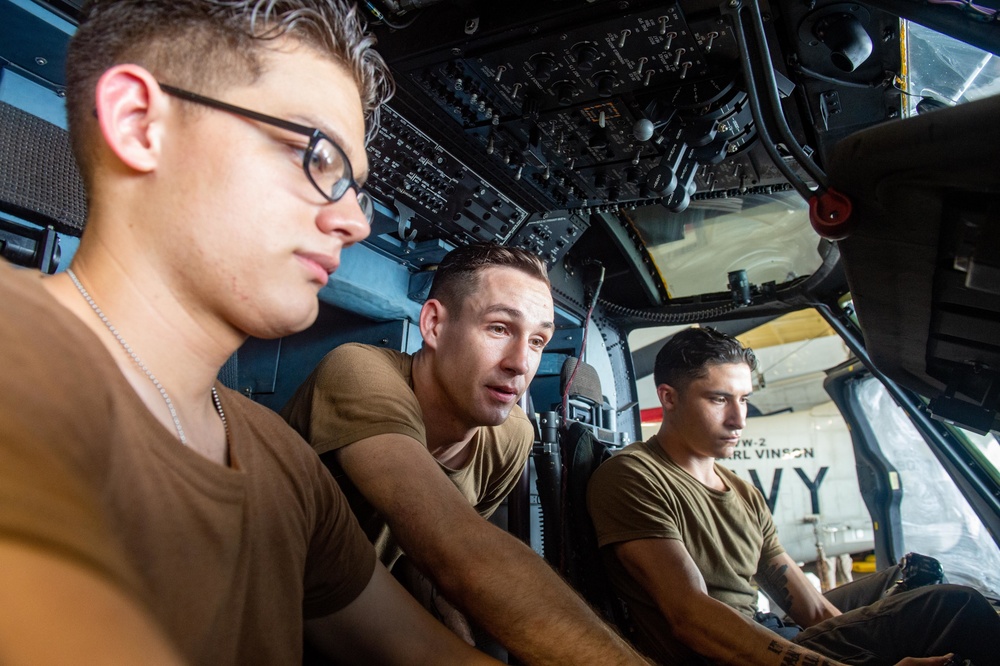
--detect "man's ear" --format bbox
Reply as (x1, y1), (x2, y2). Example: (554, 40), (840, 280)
(418, 299), (447, 351)
(657, 383), (680, 412)
(94, 64), (169, 173)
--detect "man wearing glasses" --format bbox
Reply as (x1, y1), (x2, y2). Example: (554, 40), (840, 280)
(0, 1), (497, 664)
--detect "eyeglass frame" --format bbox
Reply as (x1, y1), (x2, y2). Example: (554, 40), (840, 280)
(157, 83), (373, 223)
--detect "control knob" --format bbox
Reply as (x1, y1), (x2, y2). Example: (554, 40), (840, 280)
(646, 164), (678, 197)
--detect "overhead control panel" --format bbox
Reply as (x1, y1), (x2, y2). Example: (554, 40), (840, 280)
(360, 0), (780, 268)
(362, 0), (899, 280)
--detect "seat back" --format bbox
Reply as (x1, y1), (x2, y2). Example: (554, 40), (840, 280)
(0, 101), (86, 273)
(531, 357), (634, 634)
(559, 421), (632, 631)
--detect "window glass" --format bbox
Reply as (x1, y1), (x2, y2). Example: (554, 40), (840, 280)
(902, 21), (1000, 117)
(955, 427), (1000, 483)
(854, 377), (1000, 598)
(629, 190), (821, 299)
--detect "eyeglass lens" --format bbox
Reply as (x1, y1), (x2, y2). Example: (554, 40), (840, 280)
(308, 136), (373, 223)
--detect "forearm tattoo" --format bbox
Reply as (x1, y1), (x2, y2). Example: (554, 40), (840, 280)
(758, 561), (794, 612)
(767, 641), (834, 666)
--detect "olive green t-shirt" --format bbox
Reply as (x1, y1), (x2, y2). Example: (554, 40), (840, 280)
(587, 436), (784, 664)
(283, 343), (534, 567)
(0, 260), (376, 665)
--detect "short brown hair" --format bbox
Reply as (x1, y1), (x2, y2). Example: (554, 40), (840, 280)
(653, 327), (758, 391)
(66, 0), (393, 187)
(427, 243), (550, 312)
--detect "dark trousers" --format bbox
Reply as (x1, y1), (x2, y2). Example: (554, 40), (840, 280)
(788, 568), (1000, 665)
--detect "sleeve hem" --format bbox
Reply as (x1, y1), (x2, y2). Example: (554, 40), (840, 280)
(596, 530), (680, 548)
(311, 424), (425, 456)
(303, 549), (378, 619)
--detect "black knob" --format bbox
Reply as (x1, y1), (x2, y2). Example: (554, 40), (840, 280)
(646, 164), (678, 196)
(554, 81), (576, 106)
(665, 189), (690, 213)
(594, 172), (608, 188)
(575, 44), (600, 72)
(589, 128), (609, 149)
(624, 167), (639, 183)
(595, 73), (615, 98)
(533, 55), (556, 82)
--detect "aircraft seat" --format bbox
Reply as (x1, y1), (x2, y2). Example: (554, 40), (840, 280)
(543, 357), (635, 637)
(0, 101), (86, 274)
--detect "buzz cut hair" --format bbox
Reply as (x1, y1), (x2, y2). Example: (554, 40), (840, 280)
(426, 243), (551, 314)
(65, 0), (393, 187)
(653, 326), (758, 391)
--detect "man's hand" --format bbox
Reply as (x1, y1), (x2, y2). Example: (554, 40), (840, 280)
(896, 656), (958, 666)
(616, 537), (846, 666)
(433, 589), (477, 646)
(336, 433), (647, 665)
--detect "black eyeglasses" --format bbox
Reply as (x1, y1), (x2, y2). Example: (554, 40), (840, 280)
(158, 83), (373, 224)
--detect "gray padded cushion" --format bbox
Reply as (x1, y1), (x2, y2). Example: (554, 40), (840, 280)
(0, 101), (87, 235)
(561, 357), (603, 405)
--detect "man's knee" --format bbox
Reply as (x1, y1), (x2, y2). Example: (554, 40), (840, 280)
(932, 584), (995, 617)
(890, 582), (996, 622)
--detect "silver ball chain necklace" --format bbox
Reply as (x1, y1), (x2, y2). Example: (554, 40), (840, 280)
(65, 268), (227, 446)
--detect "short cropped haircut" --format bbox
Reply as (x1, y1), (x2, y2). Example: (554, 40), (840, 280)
(66, 0), (393, 187)
(427, 244), (550, 314)
(653, 327), (758, 390)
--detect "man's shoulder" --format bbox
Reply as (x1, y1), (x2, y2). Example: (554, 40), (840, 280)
(0, 262), (95, 358)
(226, 386), (294, 427)
(0, 262), (122, 422)
(223, 387), (315, 455)
(604, 439), (662, 472)
(319, 342), (409, 374)
(716, 464), (758, 494)
(591, 439), (661, 488)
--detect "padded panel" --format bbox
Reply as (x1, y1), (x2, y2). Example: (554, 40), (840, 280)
(829, 94), (1000, 432)
(0, 101), (86, 235)
(561, 356), (603, 405)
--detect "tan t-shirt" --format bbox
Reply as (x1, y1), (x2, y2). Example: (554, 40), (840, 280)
(587, 436), (784, 665)
(0, 260), (376, 665)
(283, 343), (533, 567)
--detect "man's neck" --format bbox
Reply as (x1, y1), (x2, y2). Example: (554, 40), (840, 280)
(411, 349), (477, 469)
(654, 429), (726, 491)
(44, 244), (242, 464)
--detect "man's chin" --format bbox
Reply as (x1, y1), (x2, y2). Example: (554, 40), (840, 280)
(718, 441), (739, 457)
(478, 406), (515, 428)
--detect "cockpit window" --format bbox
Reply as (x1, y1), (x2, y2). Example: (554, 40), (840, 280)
(853, 377), (1000, 600)
(902, 20), (1000, 116)
(627, 190), (821, 299)
(955, 427), (1000, 485)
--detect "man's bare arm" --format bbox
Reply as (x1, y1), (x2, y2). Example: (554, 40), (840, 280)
(0, 540), (184, 666)
(756, 552), (840, 628)
(306, 562), (497, 664)
(615, 538), (953, 666)
(335, 433), (648, 666)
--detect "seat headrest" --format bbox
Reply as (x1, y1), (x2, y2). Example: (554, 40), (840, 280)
(560, 357), (603, 406)
(0, 102), (87, 235)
